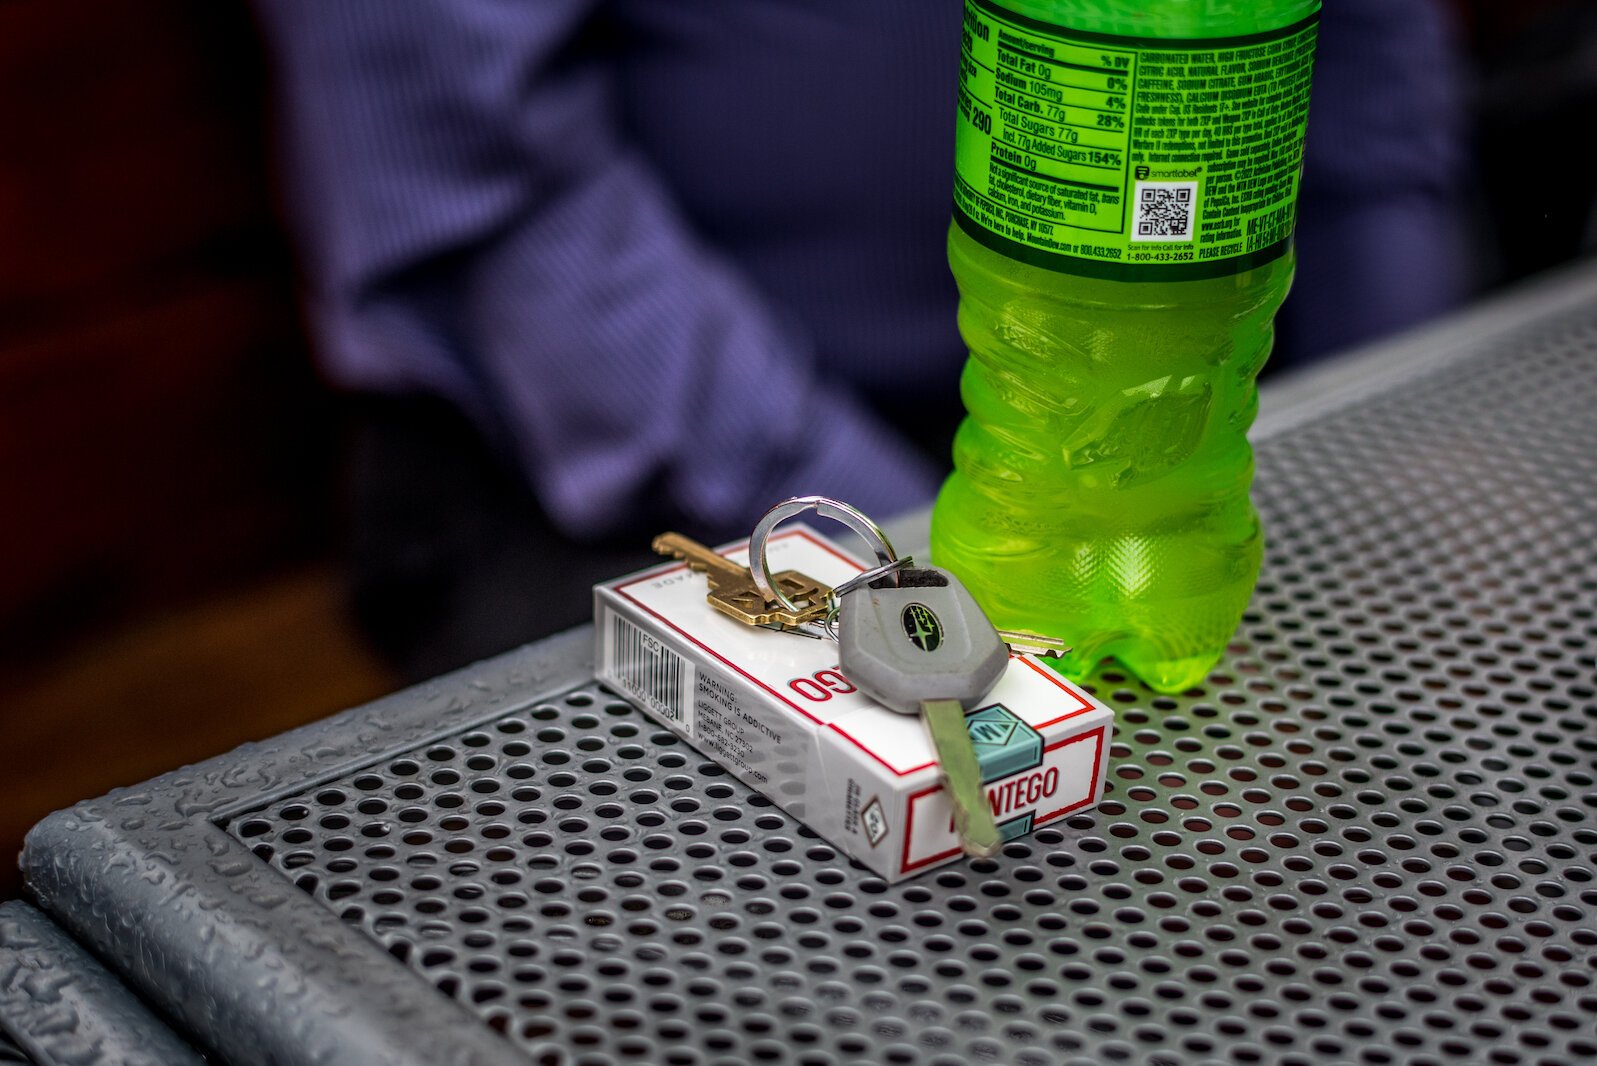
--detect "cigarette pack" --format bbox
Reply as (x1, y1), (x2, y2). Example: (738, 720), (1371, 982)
(593, 529), (1112, 881)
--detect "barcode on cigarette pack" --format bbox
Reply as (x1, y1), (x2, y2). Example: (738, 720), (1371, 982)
(607, 613), (693, 730)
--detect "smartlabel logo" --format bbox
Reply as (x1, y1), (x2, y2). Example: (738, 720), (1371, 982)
(901, 603), (943, 652)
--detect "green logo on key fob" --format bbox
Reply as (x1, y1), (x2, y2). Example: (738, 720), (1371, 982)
(901, 603), (943, 652)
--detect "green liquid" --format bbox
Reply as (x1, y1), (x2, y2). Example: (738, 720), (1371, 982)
(931, 0), (1318, 692)
(932, 227), (1291, 692)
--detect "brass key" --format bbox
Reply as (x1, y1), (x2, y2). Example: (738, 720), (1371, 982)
(652, 532), (832, 629)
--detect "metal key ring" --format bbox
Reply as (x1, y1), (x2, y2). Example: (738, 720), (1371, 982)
(831, 556), (915, 602)
(749, 496), (900, 616)
(817, 556), (916, 642)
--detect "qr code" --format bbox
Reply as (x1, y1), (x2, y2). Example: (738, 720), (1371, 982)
(1132, 181), (1197, 242)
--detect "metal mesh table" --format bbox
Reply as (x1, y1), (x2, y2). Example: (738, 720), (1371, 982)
(19, 263), (1597, 1066)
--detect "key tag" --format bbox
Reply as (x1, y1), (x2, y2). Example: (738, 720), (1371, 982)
(748, 496), (913, 635)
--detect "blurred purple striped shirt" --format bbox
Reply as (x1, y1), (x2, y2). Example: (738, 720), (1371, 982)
(255, 0), (1465, 538)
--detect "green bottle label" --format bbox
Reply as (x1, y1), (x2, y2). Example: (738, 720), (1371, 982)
(954, 0), (1319, 280)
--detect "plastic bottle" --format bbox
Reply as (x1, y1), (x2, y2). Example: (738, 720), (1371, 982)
(930, 0), (1320, 693)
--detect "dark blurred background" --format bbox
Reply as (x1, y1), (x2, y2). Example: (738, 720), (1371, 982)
(1, 0), (1593, 900)
(0, 1), (394, 900)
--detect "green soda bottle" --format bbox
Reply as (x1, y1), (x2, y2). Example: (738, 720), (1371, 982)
(930, 0), (1320, 693)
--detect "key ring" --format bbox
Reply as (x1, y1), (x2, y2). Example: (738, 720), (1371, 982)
(749, 496), (901, 617)
(816, 555), (917, 640)
(831, 556), (915, 602)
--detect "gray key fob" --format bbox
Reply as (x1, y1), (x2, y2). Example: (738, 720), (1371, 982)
(837, 565), (1009, 715)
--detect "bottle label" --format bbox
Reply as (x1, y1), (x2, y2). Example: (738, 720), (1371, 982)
(954, 0), (1319, 280)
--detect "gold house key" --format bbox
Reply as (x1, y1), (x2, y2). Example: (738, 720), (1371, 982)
(652, 532), (832, 630)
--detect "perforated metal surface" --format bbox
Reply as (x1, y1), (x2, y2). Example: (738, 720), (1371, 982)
(217, 303), (1597, 1065)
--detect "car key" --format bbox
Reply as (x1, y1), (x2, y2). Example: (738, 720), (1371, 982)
(836, 564), (1010, 857)
(652, 532), (832, 630)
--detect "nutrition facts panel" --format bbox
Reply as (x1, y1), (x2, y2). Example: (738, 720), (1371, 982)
(957, 2), (1135, 239)
(953, 0), (1319, 279)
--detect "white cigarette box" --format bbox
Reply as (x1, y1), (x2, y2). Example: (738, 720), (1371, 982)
(593, 528), (1112, 881)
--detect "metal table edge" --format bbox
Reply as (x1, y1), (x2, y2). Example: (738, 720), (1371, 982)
(1253, 257), (1597, 441)
(17, 629), (597, 1066)
(0, 899), (207, 1066)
